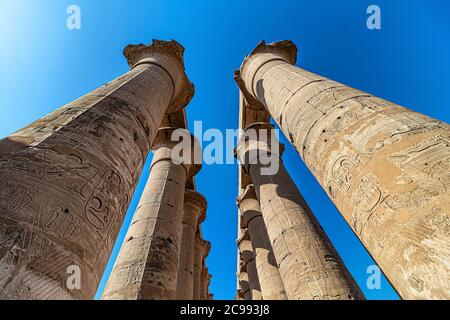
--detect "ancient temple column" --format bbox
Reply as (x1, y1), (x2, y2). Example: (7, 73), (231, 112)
(193, 235), (210, 300)
(236, 122), (364, 300)
(237, 185), (287, 300)
(200, 266), (211, 300)
(176, 190), (206, 300)
(237, 264), (251, 300)
(0, 39), (193, 300)
(236, 40), (450, 299)
(101, 127), (200, 300)
(237, 230), (263, 300)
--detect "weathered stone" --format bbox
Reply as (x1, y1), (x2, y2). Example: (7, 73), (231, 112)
(176, 190), (207, 300)
(237, 230), (262, 300)
(237, 264), (251, 300)
(238, 185), (287, 300)
(200, 266), (211, 300)
(236, 40), (450, 299)
(101, 127), (200, 300)
(0, 40), (193, 300)
(193, 235), (210, 300)
(236, 122), (364, 300)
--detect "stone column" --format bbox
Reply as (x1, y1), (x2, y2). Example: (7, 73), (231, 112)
(237, 185), (287, 300)
(0, 40), (193, 300)
(237, 263), (251, 300)
(176, 190), (206, 300)
(236, 122), (364, 300)
(101, 127), (200, 300)
(236, 40), (450, 299)
(200, 266), (211, 300)
(237, 230), (262, 300)
(193, 235), (210, 300)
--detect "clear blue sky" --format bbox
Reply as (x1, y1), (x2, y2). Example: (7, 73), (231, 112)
(1, 0), (449, 300)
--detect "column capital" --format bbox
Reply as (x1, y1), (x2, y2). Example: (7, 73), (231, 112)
(123, 39), (194, 113)
(237, 184), (262, 229)
(201, 265), (209, 276)
(239, 260), (247, 273)
(237, 229), (254, 265)
(238, 271), (251, 300)
(195, 235), (211, 260)
(234, 40), (297, 110)
(234, 122), (285, 174)
(183, 189), (207, 228)
(151, 127), (202, 178)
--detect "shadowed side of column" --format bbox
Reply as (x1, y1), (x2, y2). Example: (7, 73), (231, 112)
(176, 190), (206, 300)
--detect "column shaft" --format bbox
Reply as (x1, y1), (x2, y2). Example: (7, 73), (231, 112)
(200, 266), (210, 300)
(176, 190), (206, 300)
(237, 41), (450, 299)
(237, 123), (364, 300)
(193, 236), (210, 300)
(238, 186), (287, 300)
(0, 40), (192, 300)
(101, 133), (188, 300)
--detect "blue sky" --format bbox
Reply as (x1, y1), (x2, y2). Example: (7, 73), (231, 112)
(1, 0), (449, 300)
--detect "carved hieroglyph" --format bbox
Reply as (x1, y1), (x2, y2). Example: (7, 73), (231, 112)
(236, 40), (450, 299)
(236, 123), (364, 300)
(0, 40), (193, 299)
(101, 128), (200, 300)
(176, 190), (207, 300)
(238, 185), (287, 300)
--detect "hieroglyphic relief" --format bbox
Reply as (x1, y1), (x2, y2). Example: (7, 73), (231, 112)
(346, 111), (447, 157)
(350, 174), (389, 238)
(389, 135), (450, 191)
(0, 181), (34, 212)
(326, 154), (359, 200)
(306, 82), (370, 114)
(0, 79), (152, 300)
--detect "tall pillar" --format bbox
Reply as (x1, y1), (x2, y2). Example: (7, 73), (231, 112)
(176, 190), (206, 300)
(193, 235), (210, 300)
(236, 123), (364, 300)
(0, 40), (193, 300)
(237, 185), (287, 300)
(236, 40), (450, 299)
(237, 230), (262, 300)
(101, 127), (200, 300)
(200, 266), (211, 300)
